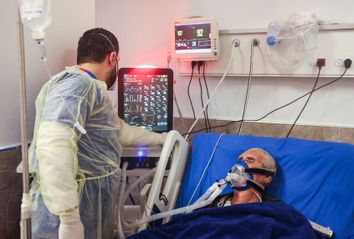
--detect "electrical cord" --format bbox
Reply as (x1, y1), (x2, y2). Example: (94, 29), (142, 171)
(185, 39), (239, 140)
(284, 59), (351, 136)
(182, 120), (239, 136)
(247, 69), (348, 123)
(202, 62), (212, 132)
(167, 51), (172, 68)
(285, 66), (322, 137)
(182, 67), (349, 137)
(166, 51), (188, 132)
(197, 61), (209, 132)
(187, 62), (197, 121)
(173, 91), (188, 132)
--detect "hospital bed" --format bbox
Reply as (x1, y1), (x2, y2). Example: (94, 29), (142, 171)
(119, 130), (189, 235)
(122, 131), (354, 238)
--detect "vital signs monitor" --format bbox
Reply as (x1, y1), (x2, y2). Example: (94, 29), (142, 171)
(173, 17), (219, 61)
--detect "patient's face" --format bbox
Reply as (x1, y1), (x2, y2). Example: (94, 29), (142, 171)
(238, 149), (271, 185)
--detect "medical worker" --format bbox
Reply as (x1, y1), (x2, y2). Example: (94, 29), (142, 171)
(18, 28), (166, 239)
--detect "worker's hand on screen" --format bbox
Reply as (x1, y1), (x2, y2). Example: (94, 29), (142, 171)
(59, 209), (84, 239)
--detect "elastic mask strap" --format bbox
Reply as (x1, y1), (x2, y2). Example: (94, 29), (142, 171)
(92, 32), (119, 68)
(92, 33), (119, 90)
(94, 33), (117, 55)
(245, 167), (276, 176)
(247, 180), (265, 195)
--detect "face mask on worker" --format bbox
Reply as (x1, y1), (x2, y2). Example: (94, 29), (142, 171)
(226, 159), (276, 193)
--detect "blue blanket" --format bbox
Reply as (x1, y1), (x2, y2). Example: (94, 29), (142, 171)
(128, 202), (317, 239)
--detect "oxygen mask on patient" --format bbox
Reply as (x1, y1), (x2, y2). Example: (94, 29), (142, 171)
(226, 160), (251, 191)
(226, 159), (276, 193)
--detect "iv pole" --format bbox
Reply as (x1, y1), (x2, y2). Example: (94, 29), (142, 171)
(16, 4), (32, 239)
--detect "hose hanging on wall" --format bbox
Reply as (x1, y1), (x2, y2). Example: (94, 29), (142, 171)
(237, 39), (259, 135)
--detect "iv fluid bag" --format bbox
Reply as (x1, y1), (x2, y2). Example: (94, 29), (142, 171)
(20, 0), (52, 40)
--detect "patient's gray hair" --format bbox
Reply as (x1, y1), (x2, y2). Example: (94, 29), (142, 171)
(250, 147), (276, 172)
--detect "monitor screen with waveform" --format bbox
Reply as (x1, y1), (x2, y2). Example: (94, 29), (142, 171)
(118, 68), (173, 133)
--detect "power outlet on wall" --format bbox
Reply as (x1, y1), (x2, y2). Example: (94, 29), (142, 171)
(316, 58), (326, 68)
(335, 58), (344, 66)
(308, 58), (325, 67)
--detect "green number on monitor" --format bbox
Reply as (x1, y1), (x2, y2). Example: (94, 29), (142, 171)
(196, 28), (204, 37)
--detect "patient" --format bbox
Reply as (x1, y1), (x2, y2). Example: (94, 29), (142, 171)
(209, 148), (280, 207)
(129, 147), (318, 239)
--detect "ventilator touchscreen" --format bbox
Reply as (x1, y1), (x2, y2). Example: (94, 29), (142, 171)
(118, 67), (173, 133)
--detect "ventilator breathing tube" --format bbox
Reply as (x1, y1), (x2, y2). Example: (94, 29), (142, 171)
(129, 198), (211, 227)
(116, 162), (128, 239)
(118, 166), (157, 231)
(121, 178), (228, 230)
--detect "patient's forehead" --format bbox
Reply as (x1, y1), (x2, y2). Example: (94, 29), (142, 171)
(238, 149), (265, 165)
(240, 149), (264, 157)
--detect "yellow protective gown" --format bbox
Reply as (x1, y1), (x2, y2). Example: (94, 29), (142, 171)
(21, 66), (164, 239)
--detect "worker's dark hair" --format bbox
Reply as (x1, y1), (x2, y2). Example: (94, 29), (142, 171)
(77, 28), (119, 64)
